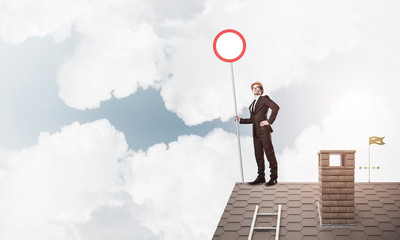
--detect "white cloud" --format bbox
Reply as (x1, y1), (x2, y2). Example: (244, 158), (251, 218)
(157, 0), (363, 125)
(0, 0), (165, 110)
(57, 22), (163, 109)
(0, 108), (398, 239)
(0, 119), (157, 240)
(1, 0), (400, 238)
(0, 0), (81, 44)
(0, 118), (257, 240)
(278, 91), (399, 182)
(75, 191), (158, 240)
(127, 128), (255, 240)
(0, 0), (363, 122)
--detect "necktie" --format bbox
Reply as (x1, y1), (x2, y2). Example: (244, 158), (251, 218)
(251, 100), (256, 113)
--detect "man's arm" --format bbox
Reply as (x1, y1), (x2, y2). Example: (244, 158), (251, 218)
(265, 96), (280, 125)
(235, 115), (253, 124)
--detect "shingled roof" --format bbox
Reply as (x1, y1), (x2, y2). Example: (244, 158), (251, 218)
(213, 182), (400, 240)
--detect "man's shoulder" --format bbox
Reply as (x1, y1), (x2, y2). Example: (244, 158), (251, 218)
(260, 95), (270, 100)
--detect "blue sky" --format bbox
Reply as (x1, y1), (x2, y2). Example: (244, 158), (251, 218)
(0, 34), (238, 151)
(1, 0), (400, 239)
(0, 31), (331, 153)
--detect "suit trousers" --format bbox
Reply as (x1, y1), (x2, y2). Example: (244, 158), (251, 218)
(253, 132), (278, 180)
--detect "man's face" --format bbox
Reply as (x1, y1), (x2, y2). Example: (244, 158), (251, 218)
(252, 85), (262, 96)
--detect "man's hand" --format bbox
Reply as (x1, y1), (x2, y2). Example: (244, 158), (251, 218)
(234, 115), (240, 122)
(260, 120), (270, 126)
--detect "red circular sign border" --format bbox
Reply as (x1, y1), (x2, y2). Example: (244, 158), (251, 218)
(213, 29), (246, 63)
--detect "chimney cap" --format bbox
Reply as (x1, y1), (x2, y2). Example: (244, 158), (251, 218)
(318, 150), (356, 155)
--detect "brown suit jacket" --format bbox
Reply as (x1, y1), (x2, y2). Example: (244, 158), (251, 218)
(239, 95), (280, 136)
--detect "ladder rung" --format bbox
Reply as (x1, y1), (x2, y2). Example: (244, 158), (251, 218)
(254, 227), (276, 230)
(258, 213), (278, 216)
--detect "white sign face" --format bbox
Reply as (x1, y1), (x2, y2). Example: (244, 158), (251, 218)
(216, 32), (244, 60)
(213, 29), (246, 62)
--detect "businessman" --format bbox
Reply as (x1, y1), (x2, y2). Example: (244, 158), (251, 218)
(235, 81), (280, 186)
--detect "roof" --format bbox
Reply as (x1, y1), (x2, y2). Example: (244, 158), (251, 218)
(213, 182), (400, 240)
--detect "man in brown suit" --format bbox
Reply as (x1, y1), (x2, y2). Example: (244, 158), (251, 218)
(235, 81), (280, 186)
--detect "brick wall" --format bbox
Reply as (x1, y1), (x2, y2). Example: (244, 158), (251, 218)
(318, 150), (356, 225)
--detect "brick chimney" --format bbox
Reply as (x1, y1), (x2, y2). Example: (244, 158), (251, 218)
(318, 150), (356, 226)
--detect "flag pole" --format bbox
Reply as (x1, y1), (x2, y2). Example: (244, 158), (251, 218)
(230, 62), (244, 183)
(368, 143), (370, 183)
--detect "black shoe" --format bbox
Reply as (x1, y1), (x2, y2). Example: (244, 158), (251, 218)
(249, 176), (266, 185)
(266, 179), (278, 186)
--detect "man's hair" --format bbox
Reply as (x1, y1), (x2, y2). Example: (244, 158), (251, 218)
(251, 81), (264, 95)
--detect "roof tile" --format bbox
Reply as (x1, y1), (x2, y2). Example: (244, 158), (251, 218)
(248, 198), (262, 204)
(356, 204), (372, 211)
(223, 222), (241, 231)
(273, 197), (288, 204)
(381, 231), (400, 240)
(300, 211), (317, 219)
(301, 226), (319, 236)
(286, 222), (303, 231)
(387, 189), (400, 195)
(386, 211), (400, 219)
(368, 200), (384, 208)
(237, 227), (250, 236)
(249, 191), (263, 198)
(380, 197), (395, 204)
(276, 185), (289, 192)
(220, 231), (239, 240)
(362, 218), (378, 227)
(232, 200), (248, 208)
(286, 207), (302, 215)
(391, 218), (400, 227)
(284, 231), (303, 240)
(363, 226), (383, 236)
(300, 185), (314, 192)
(301, 203), (316, 211)
(316, 231), (336, 240)
(377, 222), (396, 231)
(383, 204), (399, 211)
(349, 231), (368, 240)
(301, 218), (319, 227)
(240, 218), (252, 227)
(286, 215), (302, 223)
(259, 200), (275, 208)
(230, 208), (245, 215)
(287, 200), (302, 208)
(374, 214), (391, 223)
(331, 228), (351, 236)
(287, 194), (301, 201)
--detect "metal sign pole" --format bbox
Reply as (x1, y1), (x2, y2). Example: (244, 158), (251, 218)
(368, 144), (371, 183)
(230, 62), (244, 183)
(213, 29), (246, 183)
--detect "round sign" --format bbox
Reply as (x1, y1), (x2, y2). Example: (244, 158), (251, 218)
(213, 29), (246, 62)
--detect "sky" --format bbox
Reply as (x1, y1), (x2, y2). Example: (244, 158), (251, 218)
(1, 0), (399, 239)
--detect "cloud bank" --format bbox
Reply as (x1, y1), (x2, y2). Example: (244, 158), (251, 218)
(127, 128), (256, 239)
(0, 120), (254, 240)
(279, 91), (398, 182)
(1, 0), (363, 125)
(1, 90), (398, 239)
(0, 119), (157, 240)
(1, 0), (399, 239)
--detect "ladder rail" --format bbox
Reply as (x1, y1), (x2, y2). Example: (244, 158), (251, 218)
(275, 204), (282, 240)
(248, 205), (259, 240)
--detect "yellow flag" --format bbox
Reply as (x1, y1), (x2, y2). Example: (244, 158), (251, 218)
(369, 136), (385, 145)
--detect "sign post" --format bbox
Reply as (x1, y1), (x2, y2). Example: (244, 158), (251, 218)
(213, 29), (246, 183)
